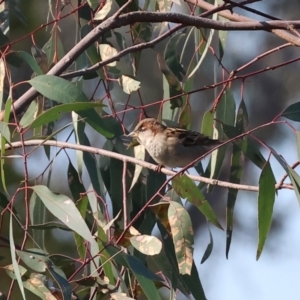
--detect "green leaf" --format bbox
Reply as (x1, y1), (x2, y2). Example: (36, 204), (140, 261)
(31, 185), (94, 243)
(0, 121), (10, 142)
(0, 59), (6, 110)
(272, 151), (300, 204)
(4, 264), (27, 280)
(29, 102), (105, 129)
(9, 214), (26, 299)
(1, 97), (12, 193)
(19, 100), (38, 128)
(223, 124), (266, 169)
(182, 263), (207, 300)
(47, 264), (72, 300)
(164, 31), (186, 81)
(106, 245), (163, 299)
(29, 222), (71, 231)
(81, 24), (104, 79)
(16, 51), (43, 75)
(209, 88), (234, 187)
(43, 32), (65, 65)
(218, 15), (228, 61)
(226, 144), (243, 258)
(31, 45), (49, 74)
(179, 102), (191, 129)
(0, 191), (11, 210)
(106, 245), (163, 282)
(77, 108), (114, 138)
(281, 102), (300, 121)
(132, 21), (152, 43)
(28, 75), (89, 103)
(226, 99), (246, 258)
(236, 98), (249, 130)
(201, 110), (214, 136)
(172, 175), (222, 229)
(168, 201), (193, 275)
(187, 24), (215, 79)
(216, 88), (236, 131)
(155, 222), (191, 296)
(256, 161), (276, 260)
(201, 225), (213, 264)
(87, 0), (99, 9)
(67, 160), (89, 260)
(157, 53), (183, 109)
(17, 248), (48, 272)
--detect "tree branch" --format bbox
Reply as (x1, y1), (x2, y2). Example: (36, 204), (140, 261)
(186, 0), (300, 46)
(61, 24), (184, 80)
(7, 10), (300, 120)
(5, 139), (293, 192)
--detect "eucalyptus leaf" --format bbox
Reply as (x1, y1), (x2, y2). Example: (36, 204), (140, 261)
(28, 75), (89, 103)
(281, 102), (300, 121)
(257, 161), (276, 260)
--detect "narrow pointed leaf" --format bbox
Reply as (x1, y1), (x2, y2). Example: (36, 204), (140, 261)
(281, 102), (300, 121)
(29, 102), (105, 128)
(17, 51), (43, 75)
(223, 124), (266, 169)
(226, 144), (243, 258)
(201, 226), (213, 264)
(0, 121), (10, 142)
(256, 161), (276, 260)
(128, 145), (145, 192)
(31, 185), (94, 243)
(47, 264), (72, 300)
(201, 110), (214, 136)
(16, 248), (48, 272)
(272, 150), (300, 204)
(168, 201), (193, 275)
(28, 75), (89, 103)
(154, 222), (191, 296)
(1, 97), (12, 193)
(172, 175), (222, 229)
(19, 100), (38, 128)
(182, 263), (207, 300)
(9, 214), (26, 299)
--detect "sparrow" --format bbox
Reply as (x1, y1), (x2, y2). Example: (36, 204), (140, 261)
(127, 118), (222, 168)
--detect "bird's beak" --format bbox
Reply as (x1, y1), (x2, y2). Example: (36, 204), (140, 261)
(127, 131), (137, 138)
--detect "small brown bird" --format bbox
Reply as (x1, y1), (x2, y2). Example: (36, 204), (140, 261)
(128, 118), (222, 168)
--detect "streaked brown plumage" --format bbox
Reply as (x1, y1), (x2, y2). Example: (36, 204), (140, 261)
(128, 118), (222, 168)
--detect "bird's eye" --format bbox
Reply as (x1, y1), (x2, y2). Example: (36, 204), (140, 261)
(138, 126), (146, 132)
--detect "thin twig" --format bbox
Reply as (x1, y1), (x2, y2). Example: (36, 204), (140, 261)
(61, 24), (184, 80)
(7, 10), (300, 119)
(112, 0), (133, 18)
(4, 139), (294, 192)
(186, 0), (300, 46)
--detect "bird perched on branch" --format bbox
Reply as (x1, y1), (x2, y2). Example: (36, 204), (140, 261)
(127, 118), (222, 169)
